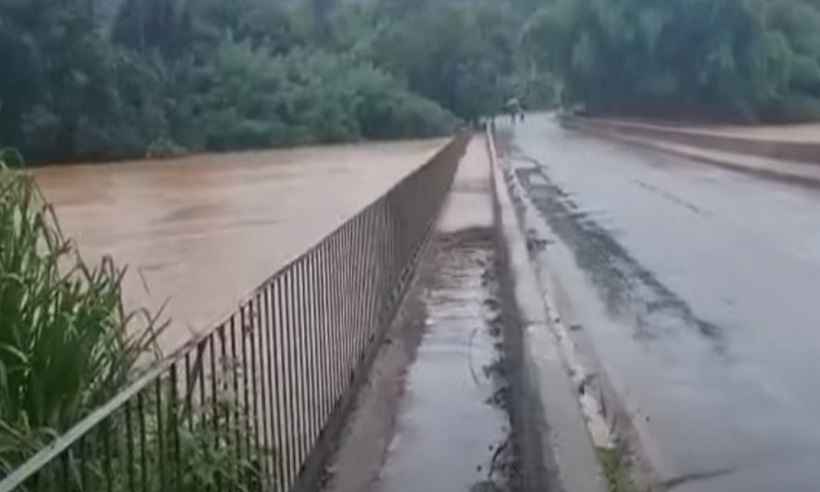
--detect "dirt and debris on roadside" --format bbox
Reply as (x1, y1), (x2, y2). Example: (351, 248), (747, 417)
(322, 226), (520, 492)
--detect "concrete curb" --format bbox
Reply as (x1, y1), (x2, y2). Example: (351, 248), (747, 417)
(564, 117), (820, 189)
(486, 129), (608, 492)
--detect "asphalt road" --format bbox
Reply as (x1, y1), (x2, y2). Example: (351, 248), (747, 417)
(500, 114), (820, 491)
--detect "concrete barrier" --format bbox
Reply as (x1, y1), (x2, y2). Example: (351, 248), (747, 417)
(564, 116), (820, 188)
(567, 117), (820, 164)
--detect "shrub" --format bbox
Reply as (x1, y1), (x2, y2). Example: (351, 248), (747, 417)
(191, 42), (457, 151)
(0, 158), (263, 490)
(0, 158), (166, 473)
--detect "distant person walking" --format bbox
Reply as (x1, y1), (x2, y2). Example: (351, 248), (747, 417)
(505, 97), (523, 124)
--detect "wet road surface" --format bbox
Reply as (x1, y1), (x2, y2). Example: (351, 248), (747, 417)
(34, 140), (446, 351)
(500, 114), (820, 491)
(325, 138), (513, 492)
(376, 138), (508, 492)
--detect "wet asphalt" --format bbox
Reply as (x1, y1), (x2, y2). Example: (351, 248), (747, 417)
(501, 114), (820, 491)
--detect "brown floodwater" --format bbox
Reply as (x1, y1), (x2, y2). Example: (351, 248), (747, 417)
(34, 140), (447, 352)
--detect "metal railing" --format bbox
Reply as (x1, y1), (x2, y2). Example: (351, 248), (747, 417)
(0, 134), (468, 492)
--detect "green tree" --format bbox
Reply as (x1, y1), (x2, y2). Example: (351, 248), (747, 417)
(524, 0), (820, 122)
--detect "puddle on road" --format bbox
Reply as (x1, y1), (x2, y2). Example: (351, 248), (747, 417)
(376, 228), (513, 492)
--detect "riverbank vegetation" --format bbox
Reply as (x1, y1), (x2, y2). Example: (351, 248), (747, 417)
(523, 0), (820, 123)
(0, 151), (160, 471)
(0, 0), (551, 164)
(0, 154), (263, 489)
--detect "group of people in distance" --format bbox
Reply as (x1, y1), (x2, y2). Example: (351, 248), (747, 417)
(479, 97), (526, 131)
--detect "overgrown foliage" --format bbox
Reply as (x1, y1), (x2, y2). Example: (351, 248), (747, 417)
(0, 158), (160, 471)
(524, 0), (820, 122)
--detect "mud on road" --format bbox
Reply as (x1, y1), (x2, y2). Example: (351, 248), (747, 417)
(500, 113), (820, 492)
(323, 227), (520, 492)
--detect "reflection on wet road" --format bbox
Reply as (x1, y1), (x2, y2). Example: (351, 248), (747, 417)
(501, 114), (820, 491)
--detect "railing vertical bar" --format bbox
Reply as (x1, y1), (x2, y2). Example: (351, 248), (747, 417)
(249, 296), (261, 482)
(302, 259), (312, 468)
(292, 264), (304, 483)
(304, 256), (318, 450)
(194, 341), (208, 490)
(230, 316), (243, 486)
(207, 334), (223, 491)
(329, 231), (342, 406)
(352, 215), (364, 362)
(59, 451), (68, 492)
(324, 234), (335, 413)
(216, 324), (232, 492)
(349, 216), (362, 366)
(372, 203), (384, 332)
(311, 253), (323, 445)
(320, 241), (333, 418)
(312, 252), (323, 439)
(259, 288), (272, 488)
(78, 435), (87, 491)
(374, 204), (386, 336)
(295, 259), (308, 471)
(184, 353), (193, 434)
(284, 270), (298, 486)
(138, 392), (147, 492)
(335, 229), (346, 403)
(340, 225), (351, 385)
(125, 401), (135, 492)
(170, 363), (182, 492)
(363, 208), (377, 347)
(103, 425), (113, 492)
(155, 377), (166, 492)
(348, 220), (359, 374)
(314, 244), (328, 428)
(240, 305), (252, 481)
(266, 282), (278, 492)
(358, 212), (371, 357)
(274, 276), (289, 491)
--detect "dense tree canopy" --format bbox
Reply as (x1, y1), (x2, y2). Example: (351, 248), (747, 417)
(0, 0), (546, 163)
(6, 0), (820, 161)
(523, 0), (820, 122)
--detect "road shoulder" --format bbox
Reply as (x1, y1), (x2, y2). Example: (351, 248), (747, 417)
(487, 129), (609, 492)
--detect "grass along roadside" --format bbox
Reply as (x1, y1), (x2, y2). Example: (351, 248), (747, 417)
(597, 445), (640, 492)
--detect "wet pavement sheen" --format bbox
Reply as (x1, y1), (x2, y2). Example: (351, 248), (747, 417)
(503, 114), (820, 491)
(377, 138), (510, 492)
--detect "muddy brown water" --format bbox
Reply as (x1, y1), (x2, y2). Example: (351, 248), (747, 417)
(33, 140), (447, 353)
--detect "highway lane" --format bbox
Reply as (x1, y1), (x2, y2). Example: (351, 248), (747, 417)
(499, 113), (820, 491)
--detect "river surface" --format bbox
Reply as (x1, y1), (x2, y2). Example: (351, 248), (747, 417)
(34, 140), (446, 351)
(501, 114), (820, 491)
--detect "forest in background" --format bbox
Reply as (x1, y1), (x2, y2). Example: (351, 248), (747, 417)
(523, 0), (820, 123)
(6, 0), (820, 163)
(0, 0), (551, 163)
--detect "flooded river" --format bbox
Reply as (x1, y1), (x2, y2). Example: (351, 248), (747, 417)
(34, 140), (447, 352)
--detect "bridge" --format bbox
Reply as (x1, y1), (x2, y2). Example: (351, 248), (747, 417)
(7, 113), (820, 492)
